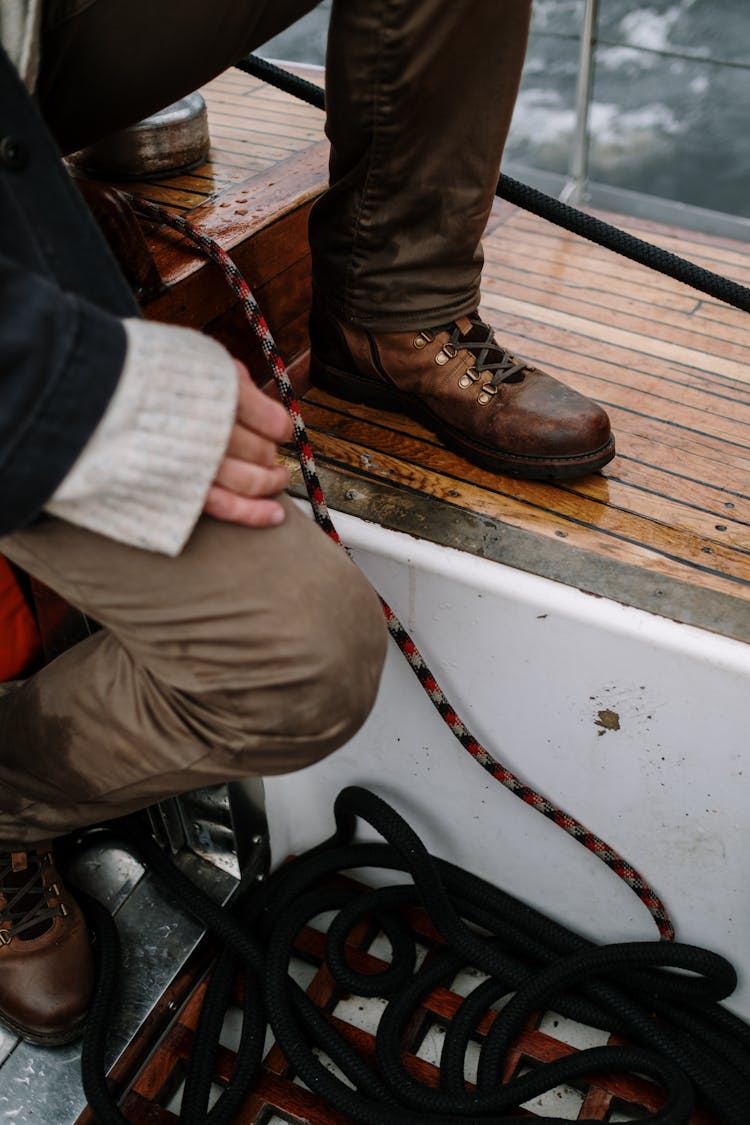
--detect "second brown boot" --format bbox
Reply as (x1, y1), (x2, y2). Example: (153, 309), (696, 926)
(0, 844), (94, 1045)
(310, 308), (614, 481)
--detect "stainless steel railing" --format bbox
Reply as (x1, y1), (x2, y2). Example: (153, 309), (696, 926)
(559, 0), (599, 205)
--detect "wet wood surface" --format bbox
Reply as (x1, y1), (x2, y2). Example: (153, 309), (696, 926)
(125, 67), (749, 642)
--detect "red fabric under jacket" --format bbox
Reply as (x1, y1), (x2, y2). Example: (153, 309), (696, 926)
(0, 556), (42, 681)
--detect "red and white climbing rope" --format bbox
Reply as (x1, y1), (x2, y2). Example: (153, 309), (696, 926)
(129, 194), (675, 941)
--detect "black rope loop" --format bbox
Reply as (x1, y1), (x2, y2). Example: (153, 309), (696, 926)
(78, 787), (750, 1125)
(324, 883), (418, 997)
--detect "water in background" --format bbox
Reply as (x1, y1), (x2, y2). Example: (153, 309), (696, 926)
(259, 0), (750, 222)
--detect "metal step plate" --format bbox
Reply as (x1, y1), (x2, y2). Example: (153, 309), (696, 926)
(0, 784), (254, 1125)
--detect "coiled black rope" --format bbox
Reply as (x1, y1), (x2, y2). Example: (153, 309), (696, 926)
(79, 787), (750, 1124)
(236, 53), (750, 315)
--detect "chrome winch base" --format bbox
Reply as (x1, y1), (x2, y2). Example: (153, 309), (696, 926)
(69, 93), (210, 180)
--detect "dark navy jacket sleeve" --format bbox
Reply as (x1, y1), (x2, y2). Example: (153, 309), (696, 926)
(0, 46), (138, 535)
(0, 253), (127, 535)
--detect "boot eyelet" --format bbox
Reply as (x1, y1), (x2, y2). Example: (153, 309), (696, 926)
(436, 342), (459, 366)
(413, 330), (433, 350)
(435, 343), (459, 366)
(59, 902), (69, 918)
(0, 929), (11, 945)
(477, 383), (498, 405)
(458, 368), (478, 389)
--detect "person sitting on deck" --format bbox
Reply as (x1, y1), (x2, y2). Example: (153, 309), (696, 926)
(0, 0), (612, 1046)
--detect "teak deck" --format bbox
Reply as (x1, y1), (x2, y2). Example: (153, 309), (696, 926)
(122, 66), (750, 643)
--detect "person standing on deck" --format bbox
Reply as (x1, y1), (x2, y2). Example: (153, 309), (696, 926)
(0, 0), (612, 1046)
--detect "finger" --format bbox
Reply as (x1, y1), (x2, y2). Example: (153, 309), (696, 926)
(225, 422), (279, 467)
(234, 361), (294, 443)
(213, 456), (290, 498)
(204, 485), (287, 528)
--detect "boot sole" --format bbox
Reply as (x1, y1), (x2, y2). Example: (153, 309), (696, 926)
(310, 357), (616, 481)
(0, 1005), (88, 1047)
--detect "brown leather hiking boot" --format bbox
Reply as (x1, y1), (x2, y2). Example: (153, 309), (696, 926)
(0, 845), (94, 1045)
(310, 309), (614, 480)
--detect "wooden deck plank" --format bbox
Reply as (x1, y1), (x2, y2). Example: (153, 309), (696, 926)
(692, 296), (750, 322)
(208, 113), (319, 144)
(484, 252), (702, 316)
(111, 181), (208, 210)
(510, 210), (750, 279)
(203, 94), (323, 126)
(203, 103), (322, 138)
(483, 292), (750, 384)
(495, 216), (746, 302)
(296, 401), (750, 593)
(486, 251), (704, 322)
(201, 146), (272, 171)
(484, 219), (750, 353)
(481, 270), (750, 366)
(206, 128), (301, 160)
(480, 306), (750, 430)
(197, 159), (265, 183)
(142, 141), (327, 291)
(303, 389), (750, 536)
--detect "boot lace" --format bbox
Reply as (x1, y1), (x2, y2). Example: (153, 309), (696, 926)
(0, 851), (63, 943)
(434, 312), (528, 388)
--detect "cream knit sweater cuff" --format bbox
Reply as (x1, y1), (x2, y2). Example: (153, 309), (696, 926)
(45, 318), (238, 556)
(0, 0), (42, 90)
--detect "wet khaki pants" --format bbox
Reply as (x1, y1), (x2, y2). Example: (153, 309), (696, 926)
(0, 1), (532, 842)
(0, 503), (386, 843)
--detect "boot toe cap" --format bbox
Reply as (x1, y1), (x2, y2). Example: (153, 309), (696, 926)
(0, 910), (94, 1044)
(498, 372), (612, 460)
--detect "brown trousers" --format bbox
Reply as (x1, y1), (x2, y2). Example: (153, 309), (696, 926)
(0, 0), (531, 842)
(41, 0), (532, 328)
(0, 504), (387, 843)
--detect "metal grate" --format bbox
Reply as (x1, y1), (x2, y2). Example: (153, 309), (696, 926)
(100, 874), (721, 1125)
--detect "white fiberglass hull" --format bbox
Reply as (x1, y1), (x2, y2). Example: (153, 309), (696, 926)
(267, 508), (750, 1016)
